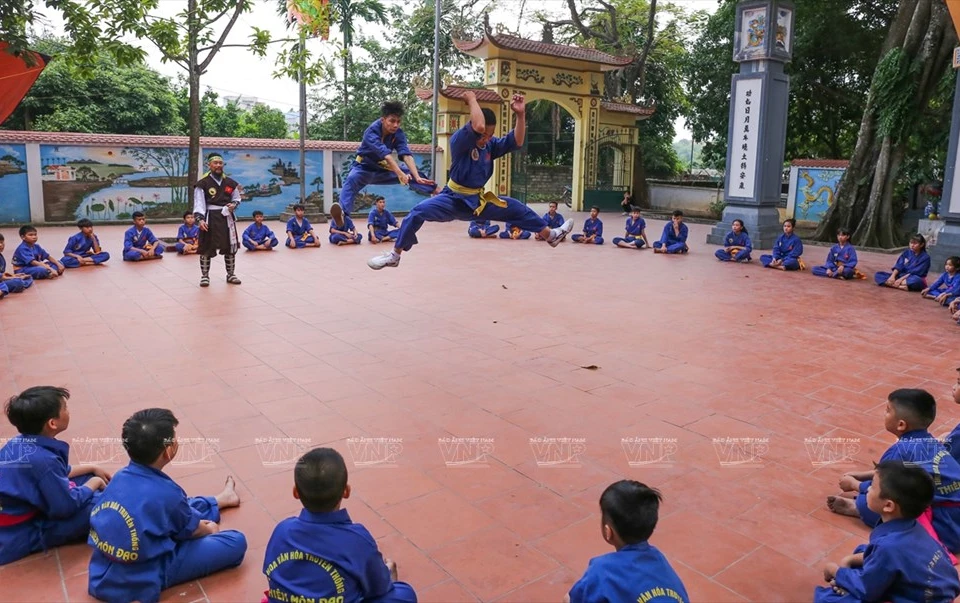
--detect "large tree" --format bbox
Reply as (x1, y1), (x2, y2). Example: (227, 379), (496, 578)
(329, 0), (389, 139)
(814, 0), (957, 247)
(389, 0), (488, 84)
(2, 36), (183, 134)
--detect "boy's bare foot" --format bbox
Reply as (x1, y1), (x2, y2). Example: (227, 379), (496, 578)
(827, 495), (858, 517)
(216, 476), (241, 509)
(840, 490), (858, 500)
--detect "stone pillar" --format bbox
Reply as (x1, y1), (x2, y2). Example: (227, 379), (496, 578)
(930, 72), (960, 267)
(706, 0), (794, 249)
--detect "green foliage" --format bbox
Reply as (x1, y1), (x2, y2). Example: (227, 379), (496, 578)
(708, 198), (726, 219)
(685, 0), (898, 168)
(236, 104), (290, 139)
(873, 48), (921, 143)
(2, 36), (183, 134)
(388, 0), (486, 83)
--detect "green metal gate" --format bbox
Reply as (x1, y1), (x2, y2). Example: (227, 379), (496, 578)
(510, 147), (529, 204)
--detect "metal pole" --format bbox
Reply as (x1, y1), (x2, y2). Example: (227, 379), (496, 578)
(689, 138), (695, 175)
(299, 29), (307, 204)
(430, 0), (441, 176)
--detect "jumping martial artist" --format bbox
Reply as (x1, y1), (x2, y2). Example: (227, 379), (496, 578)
(194, 153), (242, 286)
(366, 90), (573, 270)
(87, 408), (246, 603)
(572, 207), (604, 245)
(0, 386), (110, 566)
(122, 212), (164, 262)
(262, 448), (416, 603)
(13, 225), (65, 278)
(242, 211), (280, 251)
(61, 219), (110, 267)
(760, 218), (804, 270)
(875, 234), (930, 291)
(714, 219), (752, 262)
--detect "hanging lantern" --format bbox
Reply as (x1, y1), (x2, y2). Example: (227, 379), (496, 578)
(287, 0), (330, 41)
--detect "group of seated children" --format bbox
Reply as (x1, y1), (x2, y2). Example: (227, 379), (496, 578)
(280, 198), (404, 249)
(0, 382), (693, 602)
(819, 385), (960, 602)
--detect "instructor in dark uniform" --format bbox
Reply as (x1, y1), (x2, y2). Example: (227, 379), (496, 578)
(193, 153), (242, 287)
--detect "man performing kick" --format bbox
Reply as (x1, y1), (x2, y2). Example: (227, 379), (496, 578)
(330, 101), (437, 227)
(367, 91), (573, 270)
(194, 153), (242, 287)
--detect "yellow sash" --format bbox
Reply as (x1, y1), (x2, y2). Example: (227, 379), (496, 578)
(798, 258), (806, 271)
(834, 261), (867, 279)
(357, 155), (390, 170)
(447, 180), (508, 216)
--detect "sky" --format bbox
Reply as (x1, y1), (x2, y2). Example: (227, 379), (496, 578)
(34, 0), (720, 139)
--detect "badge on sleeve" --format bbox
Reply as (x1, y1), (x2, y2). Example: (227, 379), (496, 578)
(471, 149), (480, 161)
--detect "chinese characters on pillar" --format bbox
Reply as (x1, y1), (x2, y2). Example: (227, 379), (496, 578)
(727, 77), (763, 200)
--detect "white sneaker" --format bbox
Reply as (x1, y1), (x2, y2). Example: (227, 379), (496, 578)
(368, 252), (400, 270)
(548, 219), (574, 247)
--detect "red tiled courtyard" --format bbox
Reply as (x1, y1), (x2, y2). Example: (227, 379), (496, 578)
(1, 209), (958, 602)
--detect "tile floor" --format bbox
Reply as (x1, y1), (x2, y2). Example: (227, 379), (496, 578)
(0, 211), (958, 602)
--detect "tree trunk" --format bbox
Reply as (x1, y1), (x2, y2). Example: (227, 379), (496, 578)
(187, 0), (201, 189)
(551, 104), (558, 162)
(342, 47), (349, 141)
(632, 146), (650, 207)
(814, 0), (955, 248)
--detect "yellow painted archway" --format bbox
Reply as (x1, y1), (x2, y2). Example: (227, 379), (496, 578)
(416, 28), (654, 210)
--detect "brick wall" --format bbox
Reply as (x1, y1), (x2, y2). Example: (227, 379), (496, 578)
(520, 165), (573, 197)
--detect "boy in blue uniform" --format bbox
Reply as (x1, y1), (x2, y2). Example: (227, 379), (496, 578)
(367, 91), (573, 269)
(535, 201), (565, 240)
(572, 206), (604, 245)
(812, 227), (861, 279)
(87, 408), (245, 603)
(123, 212), (164, 261)
(468, 219), (499, 238)
(243, 210), (280, 251)
(330, 214), (363, 245)
(331, 101), (437, 222)
(815, 461), (960, 603)
(0, 233), (32, 298)
(760, 218), (804, 270)
(263, 448), (416, 603)
(921, 256), (960, 305)
(499, 222), (531, 239)
(612, 206), (648, 249)
(174, 212), (200, 255)
(286, 204), (321, 248)
(13, 225), (65, 279)
(827, 389), (960, 556)
(0, 386), (110, 565)
(653, 210), (689, 254)
(565, 480), (688, 603)
(61, 219), (110, 267)
(714, 219), (752, 262)
(875, 234), (930, 290)
(943, 367), (960, 464)
(367, 197), (400, 244)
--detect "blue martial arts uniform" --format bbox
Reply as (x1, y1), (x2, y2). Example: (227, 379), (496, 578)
(855, 430), (960, 553)
(330, 215), (363, 245)
(499, 222), (532, 239)
(813, 518), (960, 603)
(12, 241), (59, 278)
(875, 249), (930, 290)
(174, 224), (200, 254)
(812, 244), (859, 279)
(946, 424), (960, 466)
(653, 222), (688, 253)
(613, 216), (647, 248)
(0, 253), (32, 296)
(286, 217), (318, 247)
(263, 508), (416, 603)
(542, 211), (565, 229)
(367, 207), (400, 242)
(924, 271), (960, 303)
(87, 462), (246, 603)
(338, 120), (435, 215)
(61, 232), (110, 267)
(393, 123), (548, 252)
(468, 220), (500, 238)
(122, 227), (164, 261)
(243, 223), (279, 250)
(760, 232), (804, 270)
(715, 231), (752, 262)
(568, 541), (689, 603)
(0, 435), (100, 566)
(572, 218), (604, 245)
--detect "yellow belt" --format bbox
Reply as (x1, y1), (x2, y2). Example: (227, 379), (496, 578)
(446, 180), (508, 216)
(357, 155), (390, 170)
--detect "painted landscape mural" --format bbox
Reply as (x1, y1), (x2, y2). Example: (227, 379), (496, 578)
(332, 151), (434, 213)
(0, 144), (30, 223)
(40, 145), (325, 222)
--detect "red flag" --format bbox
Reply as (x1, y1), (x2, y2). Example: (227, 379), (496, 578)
(0, 43), (51, 125)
